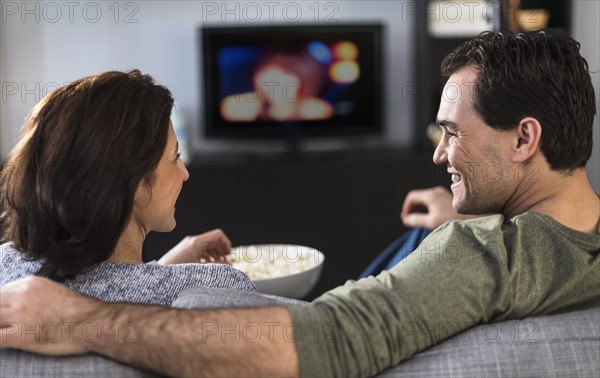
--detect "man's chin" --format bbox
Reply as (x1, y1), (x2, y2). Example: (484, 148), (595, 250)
(453, 198), (472, 215)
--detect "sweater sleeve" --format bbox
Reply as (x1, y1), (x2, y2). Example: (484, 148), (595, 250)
(289, 215), (514, 377)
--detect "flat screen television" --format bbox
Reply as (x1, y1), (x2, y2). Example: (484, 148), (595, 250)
(200, 23), (384, 141)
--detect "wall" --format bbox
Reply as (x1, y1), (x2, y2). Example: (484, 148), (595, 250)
(1, 0), (599, 191)
(0, 0), (415, 156)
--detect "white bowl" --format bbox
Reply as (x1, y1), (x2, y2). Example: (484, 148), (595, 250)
(230, 244), (325, 299)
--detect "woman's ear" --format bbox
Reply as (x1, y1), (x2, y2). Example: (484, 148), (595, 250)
(512, 117), (542, 163)
(133, 178), (152, 206)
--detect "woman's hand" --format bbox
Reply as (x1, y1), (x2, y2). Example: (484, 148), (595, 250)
(158, 229), (232, 265)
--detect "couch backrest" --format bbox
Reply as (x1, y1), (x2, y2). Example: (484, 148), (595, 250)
(1, 287), (597, 377)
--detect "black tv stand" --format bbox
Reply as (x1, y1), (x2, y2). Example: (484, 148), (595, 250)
(284, 124), (303, 160)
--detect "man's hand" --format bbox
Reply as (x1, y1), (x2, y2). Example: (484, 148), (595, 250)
(401, 186), (475, 229)
(1, 277), (299, 377)
(158, 228), (232, 265)
(0, 276), (99, 356)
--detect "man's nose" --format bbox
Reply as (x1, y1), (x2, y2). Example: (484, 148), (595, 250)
(432, 137), (448, 165)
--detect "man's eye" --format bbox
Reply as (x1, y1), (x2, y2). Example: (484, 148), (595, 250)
(176, 152), (181, 160)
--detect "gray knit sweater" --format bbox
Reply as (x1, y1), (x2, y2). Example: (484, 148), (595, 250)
(0, 243), (256, 306)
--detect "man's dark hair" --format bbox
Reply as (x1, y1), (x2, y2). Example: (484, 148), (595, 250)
(441, 31), (596, 171)
(0, 70), (174, 279)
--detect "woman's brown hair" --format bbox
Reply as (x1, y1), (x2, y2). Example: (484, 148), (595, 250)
(0, 70), (174, 279)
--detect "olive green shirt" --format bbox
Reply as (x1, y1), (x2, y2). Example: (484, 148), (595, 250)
(290, 212), (600, 377)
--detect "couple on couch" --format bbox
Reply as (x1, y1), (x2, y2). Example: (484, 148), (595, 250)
(1, 31), (599, 377)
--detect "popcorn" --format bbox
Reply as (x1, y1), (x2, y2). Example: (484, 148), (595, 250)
(230, 245), (321, 280)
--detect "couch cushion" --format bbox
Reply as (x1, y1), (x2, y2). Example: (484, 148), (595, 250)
(378, 306), (600, 377)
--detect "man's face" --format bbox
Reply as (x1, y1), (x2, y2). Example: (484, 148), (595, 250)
(433, 67), (516, 215)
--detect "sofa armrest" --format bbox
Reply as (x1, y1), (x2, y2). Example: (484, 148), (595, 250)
(378, 306), (600, 377)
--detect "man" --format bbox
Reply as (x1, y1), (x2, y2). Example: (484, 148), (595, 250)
(1, 31), (599, 377)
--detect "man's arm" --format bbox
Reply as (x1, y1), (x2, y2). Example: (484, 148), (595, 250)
(0, 277), (299, 377)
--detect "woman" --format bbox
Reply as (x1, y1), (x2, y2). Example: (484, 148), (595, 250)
(0, 70), (255, 305)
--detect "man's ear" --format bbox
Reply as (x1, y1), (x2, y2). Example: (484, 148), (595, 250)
(512, 117), (542, 163)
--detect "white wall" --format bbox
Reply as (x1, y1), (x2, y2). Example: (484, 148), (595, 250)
(1, 0), (599, 193)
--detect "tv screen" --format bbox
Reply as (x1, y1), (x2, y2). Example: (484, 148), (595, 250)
(201, 24), (384, 139)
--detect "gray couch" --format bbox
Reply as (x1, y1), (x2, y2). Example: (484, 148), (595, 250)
(1, 288), (598, 377)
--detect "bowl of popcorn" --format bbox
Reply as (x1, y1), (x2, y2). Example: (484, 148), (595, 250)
(230, 244), (325, 299)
